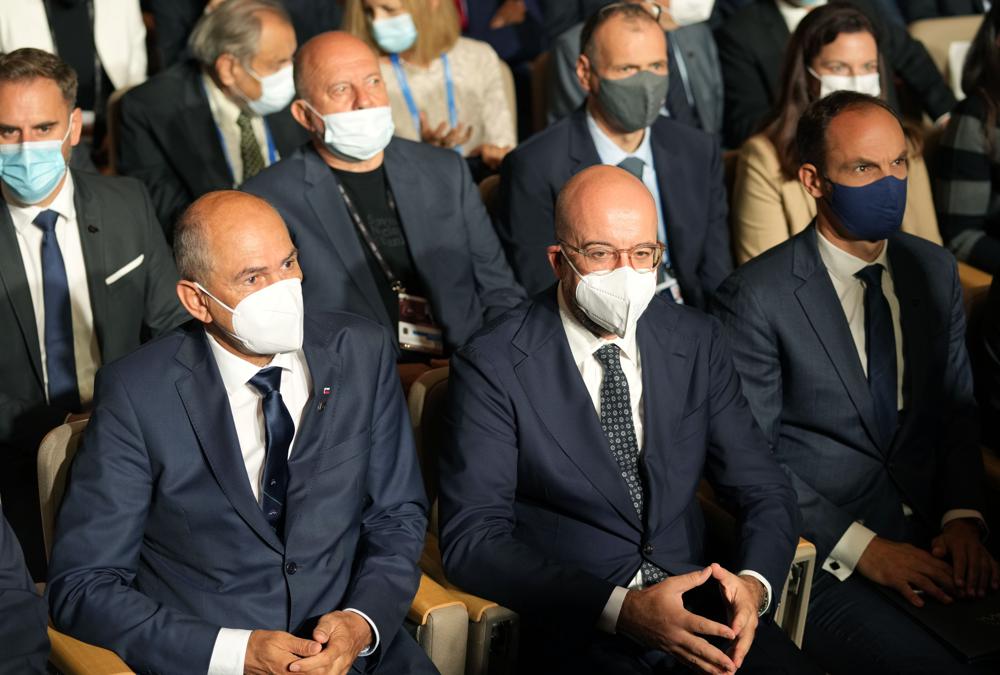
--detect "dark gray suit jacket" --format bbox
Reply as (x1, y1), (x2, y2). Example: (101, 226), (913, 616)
(0, 170), (186, 576)
(547, 21), (724, 137)
(0, 512), (48, 674)
(712, 226), (986, 564)
(243, 141), (526, 352)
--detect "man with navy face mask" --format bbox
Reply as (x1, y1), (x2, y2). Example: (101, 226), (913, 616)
(0, 48), (186, 580)
(713, 91), (999, 674)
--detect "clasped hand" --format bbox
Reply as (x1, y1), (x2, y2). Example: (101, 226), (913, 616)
(244, 610), (372, 675)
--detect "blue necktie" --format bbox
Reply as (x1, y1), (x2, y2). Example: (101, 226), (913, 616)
(249, 367), (293, 537)
(34, 209), (80, 412)
(855, 264), (898, 448)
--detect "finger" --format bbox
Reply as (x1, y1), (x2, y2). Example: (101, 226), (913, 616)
(729, 620), (757, 669)
(930, 535), (947, 559)
(915, 555), (957, 594)
(896, 580), (925, 608)
(677, 634), (737, 674)
(288, 649), (333, 673)
(911, 573), (952, 605)
(312, 613), (340, 643)
(675, 566), (714, 592)
(977, 553), (991, 596)
(279, 635), (322, 658)
(991, 555), (1000, 591)
(953, 540), (971, 594)
(685, 610), (736, 640)
(459, 125), (474, 144)
(729, 605), (753, 637)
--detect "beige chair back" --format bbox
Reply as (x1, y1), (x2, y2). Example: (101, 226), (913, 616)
(909, 15), (984, 81)
(408, 367), (450, 516)
(37, 419), (89, 560)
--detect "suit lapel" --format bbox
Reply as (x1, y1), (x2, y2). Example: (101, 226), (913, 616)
(886, 239), (927, 455)
(637, 304), (694, 536)
(793, 229), (884, 456)
(282, 325), (343, 542)
(173, 66), (232, 189)
(174, 327), (283, 552)
(513, 290), (641, 531)
(649, 126), (688, 271)
(383, 142), (433, 287)
(0, 202), (44, 387)
(73, 173), (110, 359)
(568, 108), (603, 175)
(302, 149), (392, 327)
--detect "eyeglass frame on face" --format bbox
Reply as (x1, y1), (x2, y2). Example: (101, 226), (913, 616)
(558, 239), (665, 273)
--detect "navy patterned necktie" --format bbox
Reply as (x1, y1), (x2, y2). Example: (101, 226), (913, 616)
(595, 344), (667, 586)
(855, 264), (898, 448)
(34, 209), (80, 412)
(248, 367), (293, 537)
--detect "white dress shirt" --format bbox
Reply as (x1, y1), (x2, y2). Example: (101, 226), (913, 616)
(6, 174), (101, 407)
(204, 335), (378, 674)
(586, 111), (667, 247)
(202, 74), (275, 186)
(556, 289), (772, 634)
(815, 230), (984, 582)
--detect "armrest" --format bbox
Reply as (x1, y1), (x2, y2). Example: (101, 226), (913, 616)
(47, 627), (132, 675)
(958, 261), (993, 314)
(408, 573), (466, 626)
(794, 538), (816, 563)
(420, 533), (505, 622)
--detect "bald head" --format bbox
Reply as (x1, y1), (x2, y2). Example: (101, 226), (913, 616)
(555, 165), (658, 245)
(294, 31), (381, 102)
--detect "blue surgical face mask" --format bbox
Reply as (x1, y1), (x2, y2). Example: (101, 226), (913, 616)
(823, 174), (907, 242)
(372, 12), (418, 54)
(0, 118), (72, 205)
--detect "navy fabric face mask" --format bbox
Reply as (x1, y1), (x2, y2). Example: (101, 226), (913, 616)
(823, 174), (907, 242)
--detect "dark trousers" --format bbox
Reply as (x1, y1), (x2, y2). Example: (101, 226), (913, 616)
(804, 571), (995, 675)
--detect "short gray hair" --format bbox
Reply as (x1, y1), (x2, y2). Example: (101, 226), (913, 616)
(189, 0), (291, 68)
(173, 204), (213, 283)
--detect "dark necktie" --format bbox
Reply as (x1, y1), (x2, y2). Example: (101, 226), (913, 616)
(855, 264), (898, 448)
(34, 209), (80, 412)
(237, 112), (265, 182)
(249, 367), (293, 536)
(617, 156), (645, 181)
(595, 344), (667, 586)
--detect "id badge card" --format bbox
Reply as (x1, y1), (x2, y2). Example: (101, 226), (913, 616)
(398, 292), (444, 356)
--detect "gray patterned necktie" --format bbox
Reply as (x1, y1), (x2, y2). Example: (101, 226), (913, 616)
(594, 344), (667, 586)
(617, 156), (645, 181)
(237, 112), (265, 182)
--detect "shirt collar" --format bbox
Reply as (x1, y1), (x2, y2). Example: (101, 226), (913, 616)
(775, 1), (825, 33)
(5, 170), (76, 236)
(202, 72), (250, 127)
(206, 332), (297, 396)
(557, 282), (639, 368)
(816, 226), (889, 284)
(585, 109), (654, 169)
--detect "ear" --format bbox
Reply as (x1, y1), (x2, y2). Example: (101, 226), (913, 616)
(576, 54), (594, 95)
(68, 107), (83, 147)
(799, 162), (826, 199)
(177, 280), (213, 324)
(290, 99), (317, 132)
(546, 244), (562, 277)
(215, 53), (239, 88)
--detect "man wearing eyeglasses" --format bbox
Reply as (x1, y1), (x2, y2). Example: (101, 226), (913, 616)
(438, 165), (818, 675)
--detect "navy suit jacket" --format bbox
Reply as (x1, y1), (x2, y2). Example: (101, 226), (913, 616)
(712, 226), (986, 564)
(0, 513), (48, 674)
(438, 288), (799, 636)
(47, 316), (429, 674)
(497, 108), (733, 309)
(243, 141), (526, 352)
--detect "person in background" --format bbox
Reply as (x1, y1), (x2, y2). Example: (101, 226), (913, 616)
(343, 0), (517, 175)
(244, 31), (524, 358)
(716, 0), (956, 149)
(47, 190), (434, 674)
(935, 5), (1000, 274)
(902, 0), (990, 23)
(714, 91), (997, 675)
(148, 0), (345, 71)
(732, 3), (941, 264)
(538, 0), (608, 39)
(499, 4), (731, 307)
(548, 0), (724, 138)
(0, 48), (186, 580)
(0, 0), (148, 170)
(0, 512), (48, 674)
(117, 0), (306, 237)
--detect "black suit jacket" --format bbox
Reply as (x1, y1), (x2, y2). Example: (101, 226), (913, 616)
(713, 227), (985, 563)
(0, 513), (48, 674)
(903, 0), (986, 22)
(0, 170), (187, 576)
(243, 141), (526, 352)
(439, 288), (799, 644)
(117, 60), (307, 235)
(498, 107), (732, 309)
(716, 0), (957, 148)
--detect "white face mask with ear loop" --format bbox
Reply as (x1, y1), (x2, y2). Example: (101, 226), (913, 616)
(562, 252), (657, 339)
(808, 67), (882, 99)
(301, 99), (395, 161)
(196, 278), (305, 355)
(668, 0), (716, 26)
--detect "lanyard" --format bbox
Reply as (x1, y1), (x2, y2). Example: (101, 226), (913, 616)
(43, 0), (103, 116)
(336, 182), (406, 294)
(390, 53), (461, 153)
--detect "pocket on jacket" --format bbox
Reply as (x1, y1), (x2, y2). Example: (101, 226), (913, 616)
(105, 254), (144, 285)
(315, 431), (370, 474)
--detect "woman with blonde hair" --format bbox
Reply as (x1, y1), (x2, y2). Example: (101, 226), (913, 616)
(343, 0), (516, 172)
(730, 3), (941, 265)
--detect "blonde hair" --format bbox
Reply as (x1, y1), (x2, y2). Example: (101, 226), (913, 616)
(342, 0), (460, 65)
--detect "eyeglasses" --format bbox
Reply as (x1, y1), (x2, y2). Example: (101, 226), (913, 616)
(559, 240), (665, 272)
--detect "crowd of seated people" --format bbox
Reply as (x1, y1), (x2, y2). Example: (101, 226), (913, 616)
(2, 1), (1000, 674)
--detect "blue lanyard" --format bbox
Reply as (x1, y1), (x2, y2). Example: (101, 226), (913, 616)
(213, 121), (278, 185)
(390, 53), (461, 153)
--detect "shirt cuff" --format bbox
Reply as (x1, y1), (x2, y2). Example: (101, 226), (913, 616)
(942, 509), (988, 539)
(343, 608), (379, 657)
(597, 586), (630, 634)
(207, 628), (252, 675)
(822, 521), (877, 581)
(737, 569), (772, 615)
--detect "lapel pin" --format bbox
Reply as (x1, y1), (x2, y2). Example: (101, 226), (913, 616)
(317, 386), (332, 411)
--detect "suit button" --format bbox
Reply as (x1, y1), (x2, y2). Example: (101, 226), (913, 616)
(643, 543), (654, 555)
(285, 562), (298, 575)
